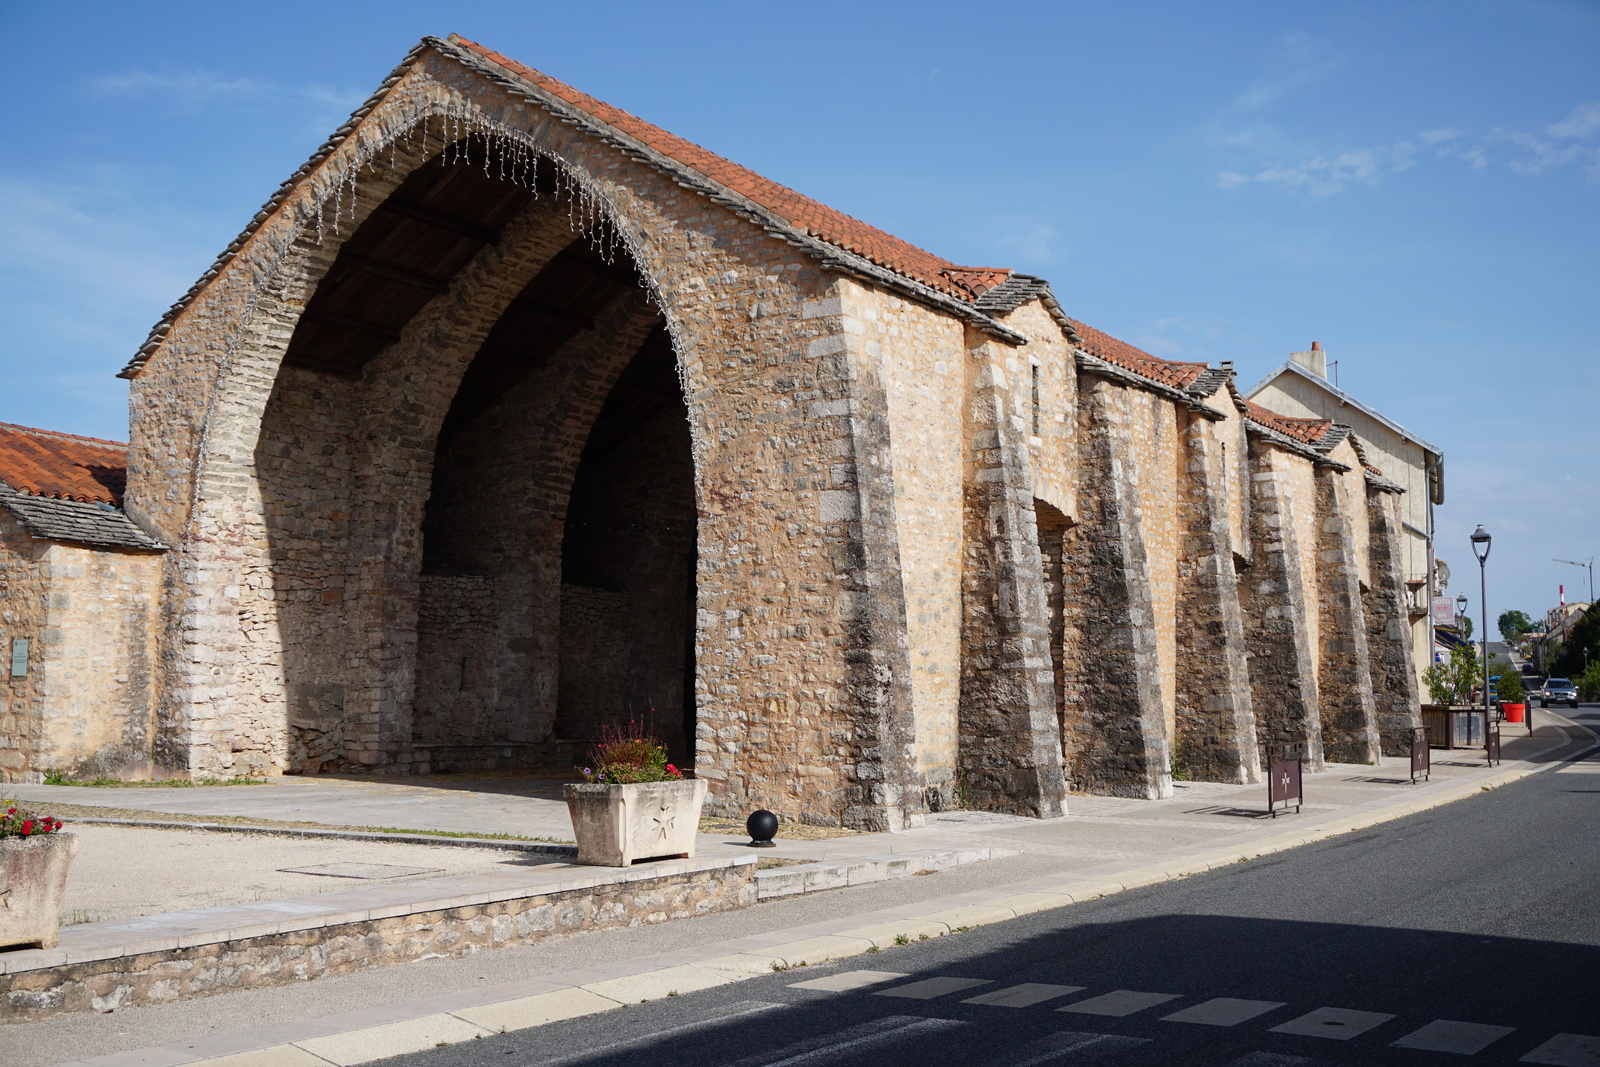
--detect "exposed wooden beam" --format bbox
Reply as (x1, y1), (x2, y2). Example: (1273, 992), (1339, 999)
(338, 253), (450, 294)
(283, 352), (363, 379)
(301, 307), (402, 342)
(374, 199), (501, 244)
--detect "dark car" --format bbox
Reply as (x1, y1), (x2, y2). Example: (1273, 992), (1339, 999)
(1540, 678), (1579, 709)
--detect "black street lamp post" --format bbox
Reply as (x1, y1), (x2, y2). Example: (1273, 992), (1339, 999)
(1471, 525), (1493, 733)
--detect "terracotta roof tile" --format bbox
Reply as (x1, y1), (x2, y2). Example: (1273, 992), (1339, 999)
(1064, 318), (1210, 389)
(1241, 400), (1334, 445)
(452, 36), (1010, 302)
(0, 422), (128, 504)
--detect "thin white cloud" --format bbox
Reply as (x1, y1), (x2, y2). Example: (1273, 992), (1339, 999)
(1214, 102), (1600, 194)
(1231, 32), (1339, 111)
(86, 68), (365, 131)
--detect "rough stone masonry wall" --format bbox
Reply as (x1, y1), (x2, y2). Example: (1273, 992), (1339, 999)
(410, 286), (667, 767)
(1241, 439), (1324, 768)
(1125, 390), (1183, 745)
(0, 862), (754, 1023)
(1058, 374), (1169, 799)
(1007, 301), (1077, 521)
(0, 523), (161, 782)
(844, 281), (966, 798)
(954, 329), (1065, 816)
(1363, 482), (1421, 755)
(1172, 406), (1259, 784)
(128, 51), (928, 829)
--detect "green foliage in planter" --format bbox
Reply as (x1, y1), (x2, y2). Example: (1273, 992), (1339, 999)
(1493, 663), (1525, 703)
(577, 720), (685, 784)
(1423, 643), (1481, 705)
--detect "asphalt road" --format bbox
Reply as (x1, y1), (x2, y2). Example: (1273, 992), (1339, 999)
(389, 709), (1600, 1067)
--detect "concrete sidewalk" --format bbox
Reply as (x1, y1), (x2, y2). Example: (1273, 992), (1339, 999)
(9, 709), (1595, 1067)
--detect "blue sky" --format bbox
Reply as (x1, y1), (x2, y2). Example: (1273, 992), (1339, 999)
(1, 1), (1595, 620)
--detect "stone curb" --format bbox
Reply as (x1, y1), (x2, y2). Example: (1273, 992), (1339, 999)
(752, 846), (1006, 899)
(66, 818), (579, 856)
(49, 739), (1598, 1067)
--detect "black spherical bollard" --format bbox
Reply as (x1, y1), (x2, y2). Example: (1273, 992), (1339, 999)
(746, 809), (779, 848)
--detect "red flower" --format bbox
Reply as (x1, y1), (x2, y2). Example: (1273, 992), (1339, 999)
(20, 821), (32, 835)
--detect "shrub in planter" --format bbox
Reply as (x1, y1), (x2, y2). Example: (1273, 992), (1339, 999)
(0, 799), (75, 950)
(564, 722), (706, 867)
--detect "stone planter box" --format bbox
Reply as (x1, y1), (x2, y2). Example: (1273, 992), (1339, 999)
(563, 779), (707, 866)
(0, 832), (77, 950)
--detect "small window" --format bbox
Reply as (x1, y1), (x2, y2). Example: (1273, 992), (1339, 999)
(1031, 363), (1042, 436)
(9, 638), (27, 678)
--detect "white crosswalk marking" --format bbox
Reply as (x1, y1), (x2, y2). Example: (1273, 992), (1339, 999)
(787, 969), (909, 992)
(1270, 1007), (1396, 1040)
(1058, 989), (1182, 1016)
(1162, 997), (1287, 1026)
(963, 982), (1085, 1007)
(1392, 1019), (1515, 1054)
(1004, 1030), (1153, 1066)
(874, 976), (992, 999)
(1521, 1032), (1600, 1066)
(747, 1015), (966, 1067)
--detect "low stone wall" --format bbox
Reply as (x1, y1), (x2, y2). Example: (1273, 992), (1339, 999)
(1, 861), (754, 1023)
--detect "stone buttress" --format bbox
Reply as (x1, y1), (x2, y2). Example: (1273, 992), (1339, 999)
(1362, 477), (1422, 755)
(955, 333), (1066, 817)
(1240, 440), (1325, 768)
(1058, 374), (1169, 799)
(1173, 411), (1260, 784)
(1313, 465), (1381, 764)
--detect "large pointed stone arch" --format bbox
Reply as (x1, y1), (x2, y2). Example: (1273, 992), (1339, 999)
(123, 40), (926, 830)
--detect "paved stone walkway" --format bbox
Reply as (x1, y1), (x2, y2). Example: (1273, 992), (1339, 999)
(6, 712), (1587, 918)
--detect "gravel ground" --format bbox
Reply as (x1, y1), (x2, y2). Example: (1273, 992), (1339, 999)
(57, 825), (537, 925)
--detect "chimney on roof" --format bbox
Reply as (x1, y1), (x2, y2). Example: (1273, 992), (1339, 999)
(1289, 342), (1328, 380)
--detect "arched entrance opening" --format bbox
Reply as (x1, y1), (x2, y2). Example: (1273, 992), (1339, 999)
(258, 137), (697, 775)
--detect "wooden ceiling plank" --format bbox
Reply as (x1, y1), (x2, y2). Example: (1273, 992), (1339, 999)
(373, 199), (501, 245)
(339, 253), (450, 294)
(301, 307), (404, 342)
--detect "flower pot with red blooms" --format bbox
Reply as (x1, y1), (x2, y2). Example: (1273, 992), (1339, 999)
(0, 800), (75, 950)
(564, 722), (706, 866)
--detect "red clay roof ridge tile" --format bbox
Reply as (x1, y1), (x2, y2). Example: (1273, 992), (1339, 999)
(1064, 318), (1211, 390)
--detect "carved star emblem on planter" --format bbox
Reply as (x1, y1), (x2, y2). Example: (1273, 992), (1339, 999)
(649, 804), (676, 841)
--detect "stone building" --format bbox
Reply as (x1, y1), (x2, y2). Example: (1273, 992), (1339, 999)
(0, 36), (1421, 829)
(1246, 343), (1445, 692)
(0, 424), (164, 779)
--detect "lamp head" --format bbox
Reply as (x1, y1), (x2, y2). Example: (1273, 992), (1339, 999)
(1470, 524), (1491, 563)
(1456, 593), (1468, 615)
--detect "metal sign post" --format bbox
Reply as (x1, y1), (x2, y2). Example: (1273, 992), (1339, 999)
(1268, 742), (1303, 817)
(1409, 726), (1431, 784)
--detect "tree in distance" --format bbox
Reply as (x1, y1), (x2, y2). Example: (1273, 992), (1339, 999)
(1498, 609), (1534, 641)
